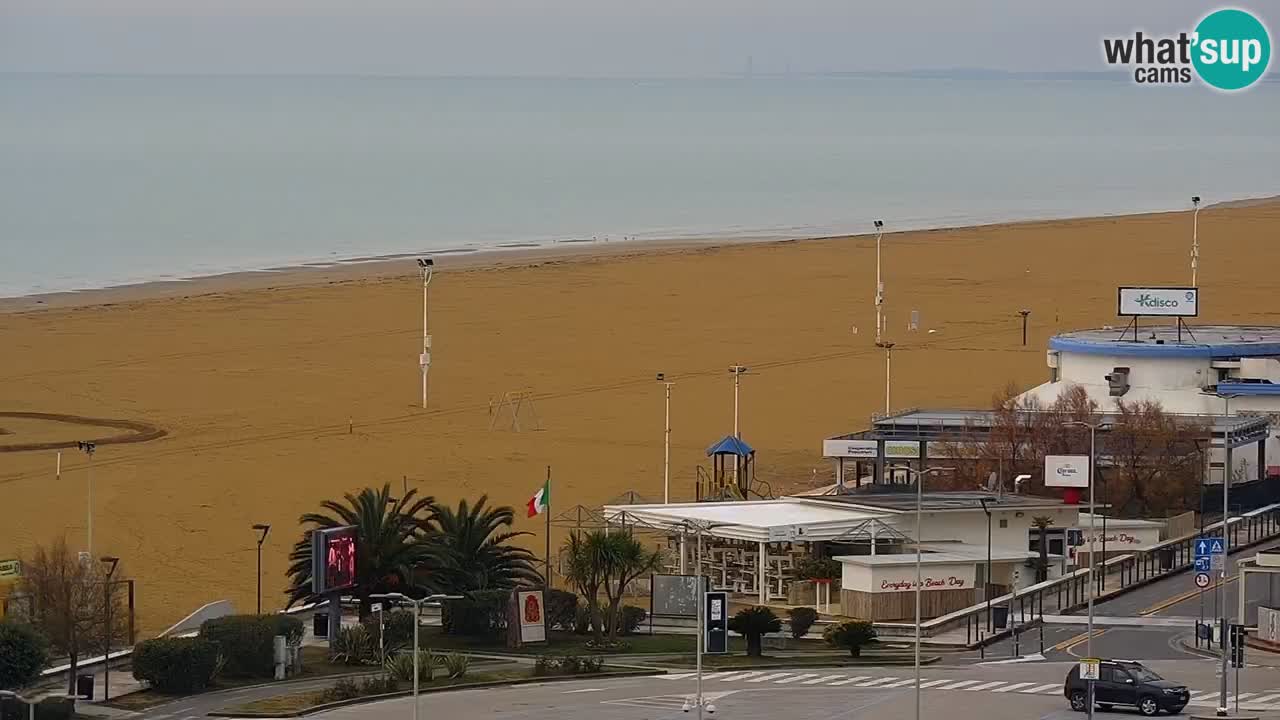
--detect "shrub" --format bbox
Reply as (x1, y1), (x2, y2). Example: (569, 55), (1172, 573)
(364, 610), (416, 655)
(544, 589), (579, 631)
(0, 620), (49, 690)
(441, 590), (509, 637)
(0, 696), (75, 720)
(359, 675), (399, 696)
(787, 607), (819, 639)
(384, 650), (436, 683)
(330, 625), (377, 666)
(796, 557), (841, 581)
(532, 654), (604, 676)
(132, 637), (221, 693)
(822, 620), (877, 657)
(441, 652), (470, 679)
(199, 614), (304, 678)
(617, 606), (646, 636)
(727, 606), (781, 657)
(322, 677), (361, 702)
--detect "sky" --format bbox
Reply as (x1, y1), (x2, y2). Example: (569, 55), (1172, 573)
(0, 1), (1271, 77)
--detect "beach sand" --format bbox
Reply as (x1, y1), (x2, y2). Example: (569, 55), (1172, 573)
(3, 202), (1280, 633)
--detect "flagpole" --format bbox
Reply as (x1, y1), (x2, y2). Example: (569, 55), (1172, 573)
(545, 465), (552, 589)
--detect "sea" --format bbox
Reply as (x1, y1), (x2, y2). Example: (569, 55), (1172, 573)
(3, 73), (1280, 298)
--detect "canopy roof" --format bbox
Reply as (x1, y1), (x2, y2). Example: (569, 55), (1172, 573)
(706, 435), (754, 457)
(602, 499), (886, 543)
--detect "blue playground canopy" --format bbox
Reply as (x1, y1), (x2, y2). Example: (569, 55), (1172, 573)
(706, 435), (754, 457)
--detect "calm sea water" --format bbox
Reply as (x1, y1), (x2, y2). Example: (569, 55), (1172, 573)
(2, 74), (1279, 297)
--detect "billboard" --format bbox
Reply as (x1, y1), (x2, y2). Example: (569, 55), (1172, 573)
(517, 590), (547, 644)
(823, 439), (877, 458)
(1045, 455), (1091, 488)
(311, 526), (358, 595)
(1117, 287), (1198, 317)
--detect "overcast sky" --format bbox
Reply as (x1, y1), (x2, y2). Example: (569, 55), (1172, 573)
(0, 1), (1271, 76)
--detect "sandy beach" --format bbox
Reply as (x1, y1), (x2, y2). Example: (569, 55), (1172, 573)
(3, 202), (1280, 634)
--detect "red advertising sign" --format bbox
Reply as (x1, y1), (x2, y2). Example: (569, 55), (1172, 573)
(312, 526), (358, 594)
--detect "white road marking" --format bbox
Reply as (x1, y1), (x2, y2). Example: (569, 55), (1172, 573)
(746, 672), (794, 683)
(802, 674), (847, 685)
(828, 676), (871, 686)
(775, 673), (821, 685)
(562, 688), (604, 694)
(1249, 693), (1280, 704)
(936, 680), (982, 690)
(963, 681), (1008, 692)
(880, 678), (918, 688)
(992, 682), (1036, 693)
(723, 671), (763, 682)
(918, 679), (954, 689)
(658, 672), (695, 680)
(1020, 683), (1062, 694)
(855, 677), (901, 687)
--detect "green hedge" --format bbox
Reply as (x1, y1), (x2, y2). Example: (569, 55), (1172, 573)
(0, 620), (49, 690)
(441, 590), (510, 638)
(132, 637), (220, 693)
(199, 614), (304, 678)
(544, 589), (578, 631)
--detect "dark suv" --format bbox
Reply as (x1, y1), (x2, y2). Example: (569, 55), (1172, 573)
(1064, 660), (1189, 716)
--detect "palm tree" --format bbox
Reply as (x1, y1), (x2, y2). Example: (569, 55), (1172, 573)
(1031, 515), (1054, 583)
(599, 533), (663, 641)
(428, 495), (541, 592)
(562, 531), (608, 643)
(286, 484), (446, 617)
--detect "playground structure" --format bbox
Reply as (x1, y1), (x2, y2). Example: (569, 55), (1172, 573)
(696, 435), (773, 501)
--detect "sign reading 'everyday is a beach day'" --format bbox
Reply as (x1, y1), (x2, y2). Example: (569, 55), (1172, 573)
(1117, 287), (1199, 317)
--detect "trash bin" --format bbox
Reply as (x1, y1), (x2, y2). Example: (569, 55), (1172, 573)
(76, 673), (95, 700)
(990, 606), (1010, 629)
(1159, 547), (1175, 571)
(313, 613), (328, 639)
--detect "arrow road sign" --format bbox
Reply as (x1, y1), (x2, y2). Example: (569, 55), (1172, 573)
(1195, 572), (1212, 589)
(1195, 537), (1225, 558)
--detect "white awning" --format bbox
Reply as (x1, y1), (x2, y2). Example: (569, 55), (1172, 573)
(602, 499), (889, 543)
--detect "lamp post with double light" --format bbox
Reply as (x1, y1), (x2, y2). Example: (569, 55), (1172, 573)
(370, 592), (462, 720)
(1064, 419), (1109, 720)
(899, 466), (954, 720)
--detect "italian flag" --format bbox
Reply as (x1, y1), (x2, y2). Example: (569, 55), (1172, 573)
(527, 480), (550, 518)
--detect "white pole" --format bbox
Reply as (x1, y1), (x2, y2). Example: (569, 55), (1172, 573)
(421, 265), (431, 409)
(1087, 426), (1096, 720)
(696, 526), (704, 720)
(875, 225), (884, 345)
(914, 469), (922, 720)
(664, 383), (672, 504)
(1191, 197), (1201, 288)
(412, 598), (420, 720)
(885, 344), (892, 414)
(733, 371), (740, 438)
(1218, 396), (1232, 716)
(758, 542), (766, 605)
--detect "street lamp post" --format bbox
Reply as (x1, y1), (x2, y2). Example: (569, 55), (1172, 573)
(681, 520), (727, 720)
(77, 441), (96, 557)
(1065, 420), (1107, 720)
(417, 258), (434, 409)
(1191, 195), (1201, 287)
(873, 219), (885, 345)
(253, 524), (271, 614)
(1215, 392), (1239, 717)
(875, 341), (895, 415)
(728, 365), (748, 488)
(100, 556), (120, 702)
(901, 466), (954, 720)
(657, 373), (673, 504)
(979, 498), (993, 634)
(371, 592), (462, 720)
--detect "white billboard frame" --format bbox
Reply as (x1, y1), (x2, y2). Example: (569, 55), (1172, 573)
(1117, 286), (1199, 318)
(1045, 454), (1091, 488)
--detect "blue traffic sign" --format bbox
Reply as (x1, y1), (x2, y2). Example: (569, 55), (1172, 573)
(1195, 537), (1225, 557)
(1194, 556), (1212, 572)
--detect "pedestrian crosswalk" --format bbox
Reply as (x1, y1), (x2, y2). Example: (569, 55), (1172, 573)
(654, 672), (1280, 710)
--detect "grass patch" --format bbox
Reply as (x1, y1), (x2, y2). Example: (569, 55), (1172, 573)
(415, 629), (829, 656)
(226, 670), (529, 715)
(103, 646), (393, 710)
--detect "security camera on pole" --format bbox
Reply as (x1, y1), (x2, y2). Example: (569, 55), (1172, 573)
(872, 220), (894, 414)
(417, 258), (434, 408)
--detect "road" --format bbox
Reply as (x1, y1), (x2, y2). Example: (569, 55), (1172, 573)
(959, 537), (1280, 663)
(304, 662), (1280, 720)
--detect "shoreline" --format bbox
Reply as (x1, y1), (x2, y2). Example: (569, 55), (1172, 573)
(3, 194), (1276, 315)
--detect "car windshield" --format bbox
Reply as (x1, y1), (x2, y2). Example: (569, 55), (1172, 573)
(1124, 665), (1163, 682)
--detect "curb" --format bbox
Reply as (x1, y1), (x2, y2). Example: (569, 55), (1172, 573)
(206, 669), (666, 718)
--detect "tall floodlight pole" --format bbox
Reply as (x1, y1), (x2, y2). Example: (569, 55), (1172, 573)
(417, 258), (435, 408)
(657, 374), (673, 504)
(372, 592), (461, 720)
(252, 524), (271, 613)
(1191, 195), (1201, 287)
(900, 466), (953, 720)
(77, 441), (97, 557)
(873, 219), (885, 345)
(681, 520), (727, 720)
(1066, 420), (1108, 720)
(1216, 392), (1239, 717)
(875, 341), (895, 414)
(728, 365), (748, 488)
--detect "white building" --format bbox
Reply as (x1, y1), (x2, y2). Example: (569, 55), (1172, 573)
(1022, 324), (1280, 490)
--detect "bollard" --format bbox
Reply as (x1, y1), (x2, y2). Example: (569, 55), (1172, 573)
(979, 631), (985, 659)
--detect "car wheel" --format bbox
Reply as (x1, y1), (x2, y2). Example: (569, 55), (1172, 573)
(1138, 696), (1160, 716)
(1070, 690), (1088, 712)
